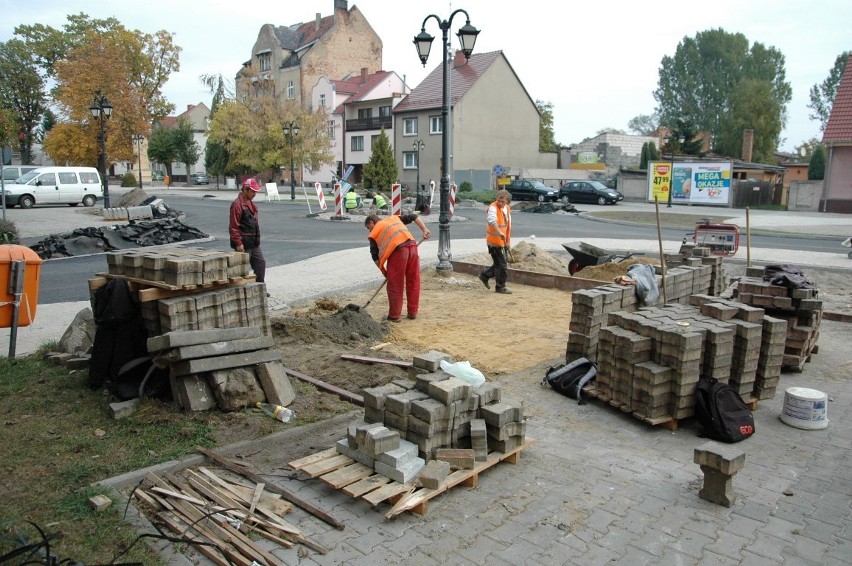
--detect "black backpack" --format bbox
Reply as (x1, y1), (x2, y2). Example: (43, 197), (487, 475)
(695, 377), (755, 443)
(542, 357), (597, 404)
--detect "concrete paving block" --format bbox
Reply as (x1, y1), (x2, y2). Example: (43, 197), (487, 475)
(415, 370), (452, 393)
(109, 398), (140, 419)
(256, 361), (296, 406)
(355, 422), (386, 447)
(435, 448), (475, 470)
(479, 402), (523, 428)
(419, 459), (451, 489)
(473, 382), (501, 405)
(336, 438), (375, 468)
(376, 439), (419, 468)
(385, 389), (430, 415)
(413, 350), (453, 372)
(374, 457), (425, 484)
(364, 427), (401, 456)
(410, 397), (451, 422)
(428, 377), (472, 405)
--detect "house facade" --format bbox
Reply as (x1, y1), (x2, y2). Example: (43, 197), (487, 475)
(153, 103), (210, 182)
(392, 50), (555, 193)
(821, 55), (852, 213)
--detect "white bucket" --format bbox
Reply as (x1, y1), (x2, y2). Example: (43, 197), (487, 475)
(779, 387), (829, 430)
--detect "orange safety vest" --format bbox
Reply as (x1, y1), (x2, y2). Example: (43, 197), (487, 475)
(369, 216), (414, 274)
(485, 202), (511, 247)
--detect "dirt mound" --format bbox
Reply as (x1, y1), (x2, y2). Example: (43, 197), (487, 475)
(465, 241), (569, 276)
(115, 187), (150, 208)
(271, 301), (388, 344)
(576, 256), (661, 282)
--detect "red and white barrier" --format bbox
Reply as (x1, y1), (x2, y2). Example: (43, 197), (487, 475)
(314, 182), (327, 211)
(334, 183), (343, 216)
(391, 183), (401, 215)
(449, 183), (457, 218)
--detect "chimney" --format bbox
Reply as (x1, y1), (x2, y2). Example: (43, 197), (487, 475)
(361, 67), (368, 83)
(334, 0), (348, 13)
(316, 13), (321, 31)
(741, 129), (754, 162)
(453, 49), (467, 68)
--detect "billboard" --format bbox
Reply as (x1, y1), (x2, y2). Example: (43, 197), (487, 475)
(648, 161), (732, 206)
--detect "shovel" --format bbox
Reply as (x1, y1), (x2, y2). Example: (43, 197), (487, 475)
(342, 237), (425, 313)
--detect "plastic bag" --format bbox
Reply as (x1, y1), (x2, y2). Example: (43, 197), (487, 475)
(628, 263), (659, 306)
(439, 359), (486, 388)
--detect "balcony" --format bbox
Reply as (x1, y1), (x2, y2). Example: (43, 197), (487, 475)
(345, 116), (392, 132)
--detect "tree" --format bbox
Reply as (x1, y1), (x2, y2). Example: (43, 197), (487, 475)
(0, 39), (48, 164)
(628, 113), (659, 136)
(536, 100), (557, 152)
(808, 52), (851, 132)
(204, 75), (230, 187)
(640, 142), (649, 170)
(793, 137), (822, 161)
(174, 118), (200, 184)
(596, 127), (626, 135)
(362, 129), (396, 191)
(37, 108), (55, 143)
(654, 28), (791, 158)
(0, 107), (17, 148)
(808, 145), (826, 180)
(648, 142), (659, 161)
(715, 78), (783, 163)
(147, 125), (177, 178)
(662, 119), (703, 156)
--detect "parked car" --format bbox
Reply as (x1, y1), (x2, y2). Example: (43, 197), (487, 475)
(151, 171), (164, 182)
(504, 179), (559, 202)
(190, 172), (209, 185)
(2, 166), (102, 208)
(560, 181), (624, 205)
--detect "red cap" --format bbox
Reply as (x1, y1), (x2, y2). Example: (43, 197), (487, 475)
(242, 178), (261, 192)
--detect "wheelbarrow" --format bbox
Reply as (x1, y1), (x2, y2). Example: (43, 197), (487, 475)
(562, 241), (643, 275)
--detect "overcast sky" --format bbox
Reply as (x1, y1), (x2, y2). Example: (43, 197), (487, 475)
(2, 0), (849, 153)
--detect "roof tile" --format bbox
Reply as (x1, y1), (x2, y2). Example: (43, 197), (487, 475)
(823, 56), (852, 144)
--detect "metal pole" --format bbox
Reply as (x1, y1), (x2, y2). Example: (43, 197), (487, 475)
(290, 151), (296, 201)
(414, 139), (423, 209)
(135, 135), (143, 188)
(100, 111), (110, 208)
(667, 152), (674, 208)
(436, 20), (452, 271)
(7, 260), (24, 358)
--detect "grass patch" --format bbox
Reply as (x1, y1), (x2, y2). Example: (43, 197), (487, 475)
(583, 210), (735, 231)
(0, 354), (293, 564)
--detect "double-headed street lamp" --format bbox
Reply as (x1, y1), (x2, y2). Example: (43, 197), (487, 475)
(283, 121), (300, 200)
(89, 93), (113, 208)
(132, 134), (144, 188)
(413, 138), (425, 208)
(414, 9), (479, 271)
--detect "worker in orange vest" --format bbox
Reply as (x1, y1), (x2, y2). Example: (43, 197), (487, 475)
(479, 189), (512, 294)
(364, 213), (430, 322)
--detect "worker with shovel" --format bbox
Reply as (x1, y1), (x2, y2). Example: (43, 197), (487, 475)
(479, 189), (513, 294)
(364, 213), (430, 322)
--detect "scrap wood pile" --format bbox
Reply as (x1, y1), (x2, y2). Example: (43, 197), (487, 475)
(134, 462), (329, 564)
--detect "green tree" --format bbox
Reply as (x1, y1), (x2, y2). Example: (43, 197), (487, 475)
(174, 117), (200, 184)
(654, 28), (791, 157)
(663, 119), (703, 156)
(640, 142), (649, 170)
(715, 78), (783, 163)
(596, 127), (626, 135)
(628, 113), (659, 135)
(648, 142), (659, 161)
(0, 39), (48, 164)
(37, 108), (56, 143)
(793, 137), (822, 161)
(362, 129), (396, 191)
(204, 75), (230, 187)
(808, 145), (826, 180)
(147, 124), (177, 178)
(536, 99), (557, 151)
(808, 52), (851, 132)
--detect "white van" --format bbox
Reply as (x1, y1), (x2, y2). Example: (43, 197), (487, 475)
(2, 165), (39, 182)
(2, 166), (103, 208)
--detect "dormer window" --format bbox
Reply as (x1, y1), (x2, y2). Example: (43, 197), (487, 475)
(287, 81), (295, 99)
(256, 50), (271, 72)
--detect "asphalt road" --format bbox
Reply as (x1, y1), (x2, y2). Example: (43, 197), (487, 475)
(34, 194), (842, 304)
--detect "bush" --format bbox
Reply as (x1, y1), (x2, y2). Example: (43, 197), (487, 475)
(0, 219), (18, 244)
(459, 181), (473, 193)
(120, 172), (139, 187)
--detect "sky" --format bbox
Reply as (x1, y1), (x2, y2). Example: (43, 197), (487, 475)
(2, 0), (850, 153)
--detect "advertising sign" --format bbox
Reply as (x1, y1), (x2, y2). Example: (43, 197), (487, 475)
(648, 161), (732, 205)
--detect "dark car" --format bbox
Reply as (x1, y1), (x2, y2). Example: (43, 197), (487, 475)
(560, 180), (624, 205)
(190, 172), (209, 185)
(504, 179), (559, 202)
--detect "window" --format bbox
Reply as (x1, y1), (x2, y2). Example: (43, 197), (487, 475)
(58, 172), (78, 184)
(79, 172), (99, 184)
(258, 53), (271, 72)
(403, 118), (417, 136)
(430, 116), (442, 134)
(37, 173), (56, 186)
(319, 94), (326, 108)
(287, 81), (294, 99)
(403, 152), (418, 169)
(327, 120), (336, 137)
(371, 135), (379, 148)
(351, 136), (364, 151)
(379, 105), (391, 117)
(358, 108), (372, 119)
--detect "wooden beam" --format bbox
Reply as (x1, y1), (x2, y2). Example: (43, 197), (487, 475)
(282, 367), (364, 406)
(339, 354), (412, 368)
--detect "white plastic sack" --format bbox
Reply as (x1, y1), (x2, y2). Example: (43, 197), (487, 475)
(439, 359), (486, 388)
(628, 263), (659, 306)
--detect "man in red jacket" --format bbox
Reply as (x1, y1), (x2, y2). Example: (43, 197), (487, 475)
(229, 178), (265, 282)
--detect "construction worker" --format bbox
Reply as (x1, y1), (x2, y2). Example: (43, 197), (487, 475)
(344, 188), (361, 211)
(479, 189), (512, 294)
(368, 190), (388, 210)
(364, 213), (430, 322)
(229, 178), (265, 283)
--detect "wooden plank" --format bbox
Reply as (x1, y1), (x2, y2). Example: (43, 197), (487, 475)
(158, 511), (233, 566)
(283, 367), (364, 406)
(342, 474), (391, 498)
(288, 447), (338, 469)
(361, 482), (414, 507)
(319, 462), (374, 489)
(300, 454), (353, 478)
(339, 354), (412, 368)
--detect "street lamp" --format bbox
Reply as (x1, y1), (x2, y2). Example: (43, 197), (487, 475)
(132, 134), (144, 188)
(283, 121), (300, 200)
(665, 133), (684, 208)
(90, 93), (113, 207)
(413, 138), (425, 210)
(414, 9), (479, 271)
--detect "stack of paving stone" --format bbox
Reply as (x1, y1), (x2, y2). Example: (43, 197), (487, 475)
(667, 244), (727, 296)
(106, 247), (250, 287)
(360, 350), (521, 462)
(734, 266), (822, 372)
(336, 423), (426, 483)
(592, 299), (787, 424)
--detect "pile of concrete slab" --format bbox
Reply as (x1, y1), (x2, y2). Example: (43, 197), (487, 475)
(734, 266), (823, 372)
(353, 351), (525, 473)
(106, 247), (249, 287)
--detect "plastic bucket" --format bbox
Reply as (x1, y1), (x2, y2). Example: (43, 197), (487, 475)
(779, 387), (828, 430)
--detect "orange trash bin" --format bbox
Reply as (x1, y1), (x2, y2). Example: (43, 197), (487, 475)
(0, 245), (42, 327)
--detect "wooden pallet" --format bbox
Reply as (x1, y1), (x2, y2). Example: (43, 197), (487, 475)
(288, 440), (534, 519)
(89, 274), (255, 301)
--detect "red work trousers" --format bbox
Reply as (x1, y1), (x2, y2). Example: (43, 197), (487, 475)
(385, 242), (420, 319)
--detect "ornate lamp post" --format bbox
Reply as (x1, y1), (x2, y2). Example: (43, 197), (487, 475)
(283, 121), (300, 200)
(89, 93), (113, 207)
(132, 134), (144, 188)
(413, 138), (425, 208)
(414, 9), (479, 271)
